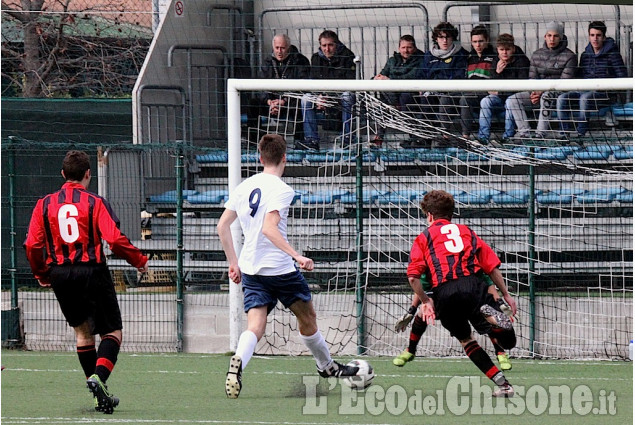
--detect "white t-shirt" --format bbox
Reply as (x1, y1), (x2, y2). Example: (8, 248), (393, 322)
(224, 172), (296, 276)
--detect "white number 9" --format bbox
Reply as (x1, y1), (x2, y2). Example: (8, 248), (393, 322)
(58, 204), (80, 243)
(440, 224), (464, 253)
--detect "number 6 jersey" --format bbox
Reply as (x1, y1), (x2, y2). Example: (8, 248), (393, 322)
(24, 182), (147, 281)
(406, 218), (501, 288)
(224, 172), (296, 276)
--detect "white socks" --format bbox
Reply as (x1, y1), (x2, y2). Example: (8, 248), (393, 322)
(235, 330), (258, 370)
(300, 330), (332, 370)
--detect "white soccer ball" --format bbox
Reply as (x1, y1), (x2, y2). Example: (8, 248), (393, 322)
(341, 359), (375, 390)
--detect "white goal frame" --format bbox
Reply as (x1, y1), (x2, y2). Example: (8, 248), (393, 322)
(225, 76), (633, 351)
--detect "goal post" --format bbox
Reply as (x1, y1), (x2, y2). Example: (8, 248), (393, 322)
(226, 77), (633, 357)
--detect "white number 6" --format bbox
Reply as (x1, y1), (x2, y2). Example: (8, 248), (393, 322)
(440, 224), (464, 253)
(58, 204), (80, 243)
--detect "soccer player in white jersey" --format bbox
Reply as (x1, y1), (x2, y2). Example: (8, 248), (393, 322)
(217, 134), (359, 398)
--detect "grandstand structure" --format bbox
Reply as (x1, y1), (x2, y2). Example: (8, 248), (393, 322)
(3, 1), (632, 359)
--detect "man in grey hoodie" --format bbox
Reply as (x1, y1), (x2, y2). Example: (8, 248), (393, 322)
(505, 21), (577, 140)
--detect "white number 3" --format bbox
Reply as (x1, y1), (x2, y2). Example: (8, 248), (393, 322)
(440, 224), (464, 253)
(58, 204), (80, 243)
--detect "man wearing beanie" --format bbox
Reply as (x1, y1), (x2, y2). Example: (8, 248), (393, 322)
(505, 21), (577, 140)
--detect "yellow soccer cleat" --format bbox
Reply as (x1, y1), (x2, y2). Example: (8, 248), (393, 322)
(497, 353), (512, 371)
(392, 349), (415, 367)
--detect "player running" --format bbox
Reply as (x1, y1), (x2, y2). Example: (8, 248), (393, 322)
(406, 190), (517, 397)
(217, 134), (359, 399)
(24, 150), (149, 413)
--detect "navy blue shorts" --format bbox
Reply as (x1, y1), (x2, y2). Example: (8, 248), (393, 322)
(241, 269), (312, 314)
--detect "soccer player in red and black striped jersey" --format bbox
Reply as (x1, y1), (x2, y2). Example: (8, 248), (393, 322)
(406, 190), (518, 398)
(24, 150), (149, 413)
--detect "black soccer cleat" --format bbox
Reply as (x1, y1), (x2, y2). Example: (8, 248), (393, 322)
(317, 360), (359, 378)
(86, 374), (118, 414)
(225, 355), (243, 399)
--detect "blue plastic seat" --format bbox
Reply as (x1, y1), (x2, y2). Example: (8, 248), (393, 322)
(536, 188), (585, 204)
(612, 102), (633, 117)
(615, 190), (633, 203)
(534, 147), (568, 160)
(186, 190), (228, 204)
(149, 190), (198, 203)
(455, 189), (500, 205)
(340, 190), (387, 205)
(377, 189), (424, 205)
(292, 190), (308, 205)
(241, 153), (260, 163)
(614, 145), (633, 160)
(576, 187), (625, 204)
(379, 151), (416, 163)
(573, 146), (612, 160)
(196, 152), (228, 163)
(492, 189), (534, 205)
(301, 189), (349, 205)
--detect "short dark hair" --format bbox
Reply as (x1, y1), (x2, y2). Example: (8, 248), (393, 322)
(399, 34), (416, 47)
(420, 190), (455, 220)
(588, 21), (607, 37)
(432, 22), (459, 42)
(470, 25), (489, 40)
(318, 30), (339, 43)
(258, 134), (287, 166)
(62, 150), (90, 182)
(496, 33), (515, 48)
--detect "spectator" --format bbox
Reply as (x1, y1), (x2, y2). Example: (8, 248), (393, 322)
(557, 21), (627, 138)
(251, 34), (310, 142)
(505, 21), (577, 139)
(409, 22), (468, 148)
(300, 30), (357, 151)
(372, 34), (424, 147)
(459, 25), (497, 139)
(477, 34), (530, 143)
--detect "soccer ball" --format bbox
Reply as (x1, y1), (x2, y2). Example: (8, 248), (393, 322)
(341, 359), (375, 390)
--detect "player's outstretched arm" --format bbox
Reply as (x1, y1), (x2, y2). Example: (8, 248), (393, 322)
(489, 267), (517, 316)
(407, 276), (435, 325)
(217, 208), (241, 283)
(262, 210), (313, 271)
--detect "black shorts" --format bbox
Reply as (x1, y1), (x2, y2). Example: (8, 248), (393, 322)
(49, 264), (122, 335)
(432, 275), (495, 341)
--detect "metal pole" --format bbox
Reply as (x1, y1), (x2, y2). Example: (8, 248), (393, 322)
(176, 141), (185, 352)
(227, 81), (244, 352)
(8, 137), (18, 311)
(528, 149), (536, 357)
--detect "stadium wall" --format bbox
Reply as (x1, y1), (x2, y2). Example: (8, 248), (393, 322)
(4, 291), (632, 359)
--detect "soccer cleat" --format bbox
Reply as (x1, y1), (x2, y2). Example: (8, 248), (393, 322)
(497, 353), (512, 371)
(86, 374), (118, 414)
(493, 381), (515, 398)
(225, 355), (242, 399)
(392, 350), (415, 367)
(480, 304), (513, 331)
(317, 360), (359, 378)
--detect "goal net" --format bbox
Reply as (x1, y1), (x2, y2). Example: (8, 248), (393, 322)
(227, 77), (633, 360)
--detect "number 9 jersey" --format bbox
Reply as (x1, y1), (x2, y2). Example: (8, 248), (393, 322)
(406, 218), (501, 288)
(224, 172), (296, 276)
(24, 182), (147, 282)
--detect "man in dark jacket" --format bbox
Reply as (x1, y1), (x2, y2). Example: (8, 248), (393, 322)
(459, 25), (497, 139)
(477, 34), (530, 143)
(254, 34), (310, 141)
(411, 22), (468, 148)
(372, 34), (424, 146)
(505, 21), (577, 139)
(557, 21), (628, 137)
(299, 30), (356, 150)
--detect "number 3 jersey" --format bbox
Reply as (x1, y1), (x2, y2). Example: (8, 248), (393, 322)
(24, 182), (147, 281)
(224, 172), (296, 276)
(406, 218), (501, 288)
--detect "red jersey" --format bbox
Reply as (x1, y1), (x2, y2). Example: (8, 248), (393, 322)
(407, 219), (501, 287)
(24, 182), (147, 281)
